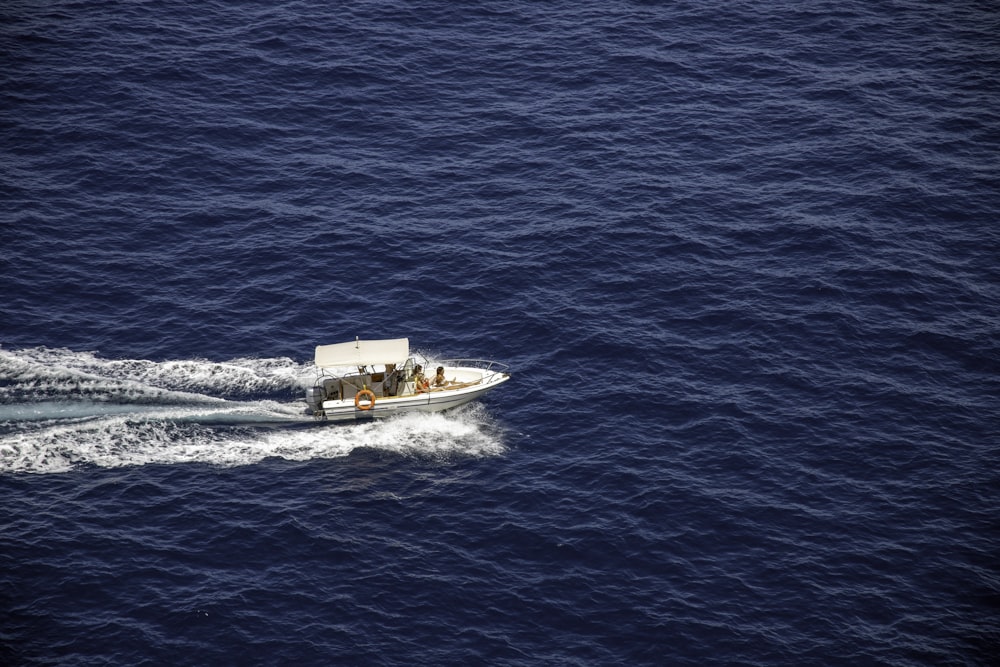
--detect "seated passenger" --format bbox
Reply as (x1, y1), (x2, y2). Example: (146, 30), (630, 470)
(412, 365), (429, 393)
(432, 366), (453, 388)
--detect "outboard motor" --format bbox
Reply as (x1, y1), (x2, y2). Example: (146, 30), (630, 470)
(305, 385), (326, 414)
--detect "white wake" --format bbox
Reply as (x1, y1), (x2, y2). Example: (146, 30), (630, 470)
(0, 347), (506, 474)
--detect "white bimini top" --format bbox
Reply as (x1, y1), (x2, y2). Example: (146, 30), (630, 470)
(314, 337), (409, 368)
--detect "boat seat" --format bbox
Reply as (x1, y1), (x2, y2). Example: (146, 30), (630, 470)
(365, 380), (384, 397)
(322, 378), (340, 400)
(355, 374), (383, 397)
(342, 376), (383, 398)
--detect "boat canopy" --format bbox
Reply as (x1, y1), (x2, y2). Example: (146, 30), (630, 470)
(315, 337), (409, 368)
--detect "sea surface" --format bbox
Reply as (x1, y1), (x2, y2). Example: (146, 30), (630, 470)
(2, 1), (998, 664)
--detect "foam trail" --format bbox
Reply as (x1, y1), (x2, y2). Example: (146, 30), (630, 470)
(0, 347), (506, 474)
(0, 401), (183, 422)
(0, 403), (505, 474)
(0, 346), (311, 405)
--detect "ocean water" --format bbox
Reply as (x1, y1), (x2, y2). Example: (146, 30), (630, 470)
(2, 0), (998, 664)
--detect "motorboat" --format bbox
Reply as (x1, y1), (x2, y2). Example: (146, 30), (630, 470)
(304, 337), (510, 422)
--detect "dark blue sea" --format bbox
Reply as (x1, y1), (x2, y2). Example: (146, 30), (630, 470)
(2, 1), (999, 664)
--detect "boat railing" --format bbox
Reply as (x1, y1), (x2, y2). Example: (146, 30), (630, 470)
(438, 359), (510, 383)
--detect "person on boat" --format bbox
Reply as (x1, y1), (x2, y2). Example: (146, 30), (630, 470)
(412, 365), (429, 393)
(431, 366), (453, 388)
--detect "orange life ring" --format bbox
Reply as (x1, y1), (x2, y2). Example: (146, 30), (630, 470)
(355, 389), (376, 410)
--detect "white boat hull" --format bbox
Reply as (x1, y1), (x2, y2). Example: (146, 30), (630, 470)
(315, 365), (509, 422)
